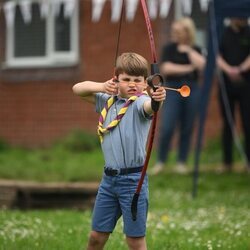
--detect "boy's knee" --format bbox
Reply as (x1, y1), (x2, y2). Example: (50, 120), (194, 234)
(88, 231), (110, 247)
(126, 236), (147, 250)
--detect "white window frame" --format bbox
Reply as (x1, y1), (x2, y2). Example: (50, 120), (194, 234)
(4, 0), (79, 68)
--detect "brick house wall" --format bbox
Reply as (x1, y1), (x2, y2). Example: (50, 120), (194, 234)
(0, 1), (222, 148)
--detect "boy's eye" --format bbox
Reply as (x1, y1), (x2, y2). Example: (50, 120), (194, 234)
(122, 78), (130, 82)
(120, 78), (143, 83)
(134, 79), (142, 83)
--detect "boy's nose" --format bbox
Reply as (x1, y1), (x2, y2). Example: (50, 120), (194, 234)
(128, 81), (136, 87)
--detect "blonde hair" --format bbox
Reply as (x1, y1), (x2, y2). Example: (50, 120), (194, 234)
(115, 52), (149, 79)
(178, 17), (196, 46)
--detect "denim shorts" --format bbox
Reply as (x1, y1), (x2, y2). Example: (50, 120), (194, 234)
(92, 172), (149, 237)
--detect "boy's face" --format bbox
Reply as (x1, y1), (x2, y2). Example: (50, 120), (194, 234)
(117, 73), (147, 98)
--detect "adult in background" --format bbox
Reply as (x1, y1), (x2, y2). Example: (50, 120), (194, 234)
(217, 18), (250, 172)
(151, 17), (205, 175)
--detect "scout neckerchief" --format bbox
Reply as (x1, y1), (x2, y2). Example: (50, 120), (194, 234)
(97, 95), (139, 143)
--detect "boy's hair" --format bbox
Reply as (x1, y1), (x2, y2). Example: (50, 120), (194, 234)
(115, 52), (149, 79)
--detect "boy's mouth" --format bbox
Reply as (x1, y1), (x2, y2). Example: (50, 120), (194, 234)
(128, 91), (137, 96)
(128, 88), (137, 94)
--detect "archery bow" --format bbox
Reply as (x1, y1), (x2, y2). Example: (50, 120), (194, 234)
(131, 0), (162, 221)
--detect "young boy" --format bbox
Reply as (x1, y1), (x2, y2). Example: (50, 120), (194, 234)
(72, 52), (166, 250)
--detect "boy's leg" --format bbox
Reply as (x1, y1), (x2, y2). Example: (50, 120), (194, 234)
(118, 174), (148, 239)
(89, 176), (122, 249)
(126, 236), (147, 250)
(87, 231), (110, 250)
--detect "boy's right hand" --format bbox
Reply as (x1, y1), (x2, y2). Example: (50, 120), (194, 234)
(104, 78), (118, 95)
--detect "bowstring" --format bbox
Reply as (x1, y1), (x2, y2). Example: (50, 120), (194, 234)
(113, 0), (131, 183)
(114, 0), (124, 69)
(130, 0), (160, 221)
(135, 0), (159, 195)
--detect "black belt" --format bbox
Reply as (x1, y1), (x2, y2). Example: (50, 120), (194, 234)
(104, 166), (143, 176)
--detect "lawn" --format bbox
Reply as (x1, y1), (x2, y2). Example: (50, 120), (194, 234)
(0, 132), (249, 249)
(0, 173), (249, 250)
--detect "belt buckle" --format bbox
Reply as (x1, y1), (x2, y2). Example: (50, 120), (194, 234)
(110, 169), (119, 176)
(105, 168), (119, 176)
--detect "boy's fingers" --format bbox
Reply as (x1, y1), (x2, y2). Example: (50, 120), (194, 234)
(152, 88), (166, 97)
(151, 88), (166, 102)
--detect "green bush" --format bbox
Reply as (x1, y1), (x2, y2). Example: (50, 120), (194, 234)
(54, 130), (100, 152)
(0, 138), (10, 151)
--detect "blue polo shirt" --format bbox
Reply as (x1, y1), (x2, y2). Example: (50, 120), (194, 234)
(95, 93), (152, 169)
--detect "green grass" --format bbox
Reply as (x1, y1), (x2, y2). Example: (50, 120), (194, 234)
(0, 173), (249, 250)
(0, 131), (249, 249)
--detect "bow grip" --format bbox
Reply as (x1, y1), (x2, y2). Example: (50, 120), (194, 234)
(147, 73), (164, 112)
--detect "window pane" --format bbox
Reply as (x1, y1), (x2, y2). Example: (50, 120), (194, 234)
(191, 0), (207, 30)
(14, 4), (46, 57)
(55, 4), (70, 51)
(191, 0), (208, 48)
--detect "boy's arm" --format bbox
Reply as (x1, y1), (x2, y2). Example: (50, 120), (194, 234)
(143, 86), (166, 115)
(72, 79), (117, 103)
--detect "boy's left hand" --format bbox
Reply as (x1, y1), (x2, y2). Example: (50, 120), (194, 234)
(147, 86), (166, 102)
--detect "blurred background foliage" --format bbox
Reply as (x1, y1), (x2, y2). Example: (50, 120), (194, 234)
(0, 130), (243, 183)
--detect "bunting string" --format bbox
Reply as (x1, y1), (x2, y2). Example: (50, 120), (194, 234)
(0, 0), (210, 26)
